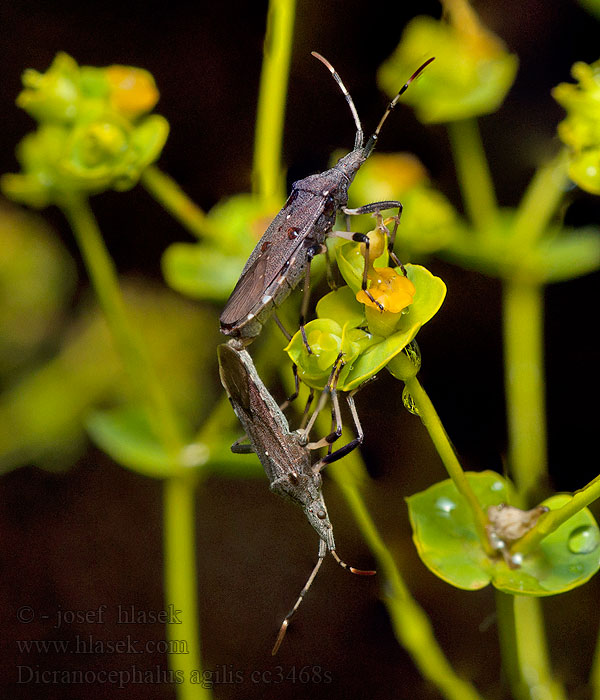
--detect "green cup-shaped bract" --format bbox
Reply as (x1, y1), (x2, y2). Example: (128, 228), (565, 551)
(378, 16), (518, 123)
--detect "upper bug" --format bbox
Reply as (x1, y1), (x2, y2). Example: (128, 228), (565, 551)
(219, 52), (435, 345)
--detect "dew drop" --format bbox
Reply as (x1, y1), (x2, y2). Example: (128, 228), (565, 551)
(402, 386), (419, 415)
(435, 496), (456, 515)
(567, 525), (600, 554)
(510, 552), (523, 568)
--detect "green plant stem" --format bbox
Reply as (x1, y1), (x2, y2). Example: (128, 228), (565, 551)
(502, 279), (547, 500)
(252, 0), (296, 203)
(404, 375), (492, 553)
(495, 591), (523, 697)
(510, 149), (570, 250)
(164, 475), (209, 700)
(298, 400), (483, 700)
(61, 194), (183, 457)
(513, 596), (567, 700)
(591, 624), (600, 700)
(141, 165), (220, 242)
(447, 118), (498, 233)
(325, 442), (483, 700)
(512, 474), (600, 556)
(61, 194), (207, 699)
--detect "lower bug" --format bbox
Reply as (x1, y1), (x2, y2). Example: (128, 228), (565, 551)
(217, 341), (374, 654)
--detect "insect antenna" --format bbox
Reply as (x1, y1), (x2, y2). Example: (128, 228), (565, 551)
(331, 549), (376, 576)
(365, 56), (435, 157)
(272, 543), (376, 655)
(272, 543), (327, 655)
(311, 51), (364, 150)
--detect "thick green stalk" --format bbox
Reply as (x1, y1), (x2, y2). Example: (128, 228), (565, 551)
(311, 411), (483, 700)
(252, 0), (296, 202)
(61, 194), (183, 457)
(447, 118), (498, 233)
(502, 279), (547, 499)
(509, 149), (569, 250)
(141, 165), (220, 242)
(61, 194), (207, 699)
(404, 375), (492, 553)
(512, 473), (600, 557)
(164, 476), (209, 700)
(513, 596), (567, 700)
(592, 625), (600, 699)
(495, 591), (523, 697)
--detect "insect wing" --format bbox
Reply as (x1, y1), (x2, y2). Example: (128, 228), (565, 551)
(220, 192), (328, 327)
(219, 251), (270, 327)
(217, 343), (251, 410)
(218, 344), (309, 482)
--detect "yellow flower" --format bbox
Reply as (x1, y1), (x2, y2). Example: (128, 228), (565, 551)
(356, 267), (415, 313)
(106, 66), (159, 119)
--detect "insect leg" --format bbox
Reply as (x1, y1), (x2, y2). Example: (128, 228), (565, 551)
(342, 200), (403, 217)
(343, 200), (408, 274)
(230, 436), (254, 454)
(374, 210), (406, 272)
(314, 388), (364, 470)
(272, 312), (292, 341)
(305, 355), (345, 450)
(298, 387), (316, 431)
(328, 229), (384, 310)
(278, 362), (300, 413)
(271, 538), (328, 655)
(301, 353), (344, 443)
(298, 243), (327, 354)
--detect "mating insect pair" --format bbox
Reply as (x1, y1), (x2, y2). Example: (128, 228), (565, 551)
(218, 341), (373, 655)
(218, 52), (434, 652)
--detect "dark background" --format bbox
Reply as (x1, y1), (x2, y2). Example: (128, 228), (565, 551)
(1, 1), (599, 698)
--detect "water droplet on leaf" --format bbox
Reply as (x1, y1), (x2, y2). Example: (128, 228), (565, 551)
(568, 525), (600, 554)
(435, 496), (456, 515)
(402, 386), (419, 415)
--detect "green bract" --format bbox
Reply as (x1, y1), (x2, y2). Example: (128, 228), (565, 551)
(444, 208), (600, 283)
(378, 16), (518, 123)
(162, 194), (278, 301)
(86, 404), (264, 479)
(407, 472), (600, 595)
(554, 59), (600, 194)
(285, 264), (446, 391)
(285, 317), (372, 389)
(348, 154), (460, 255)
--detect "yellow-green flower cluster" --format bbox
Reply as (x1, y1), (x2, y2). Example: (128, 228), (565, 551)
(1, 53), (168, 207)
(378, 1), (518, 123)
(553, 59), (600, 194)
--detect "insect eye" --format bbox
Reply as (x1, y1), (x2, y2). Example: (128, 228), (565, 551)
(317, 509), (327, 520)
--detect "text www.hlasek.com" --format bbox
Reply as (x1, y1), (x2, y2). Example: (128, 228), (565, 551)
(17, 635), (187, 655)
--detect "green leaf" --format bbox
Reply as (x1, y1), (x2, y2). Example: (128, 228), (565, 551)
(86, 405), (187, 478)
(205, 193), (278, 255)
(533, 228), (600, 281)
(162, 243), (247, 301)
(407, 472), (600, 595)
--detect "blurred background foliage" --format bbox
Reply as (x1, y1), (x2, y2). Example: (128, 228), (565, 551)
(1, 1), (599, 699)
